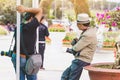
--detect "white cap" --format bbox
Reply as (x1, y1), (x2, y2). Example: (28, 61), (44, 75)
(77, 13), (90, 24)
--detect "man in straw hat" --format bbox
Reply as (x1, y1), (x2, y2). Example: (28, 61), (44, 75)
(61, 13), (97, 80)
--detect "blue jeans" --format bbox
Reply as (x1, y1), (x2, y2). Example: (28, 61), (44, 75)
(61, 59), (90, 80)
(11, 53), (37, 80)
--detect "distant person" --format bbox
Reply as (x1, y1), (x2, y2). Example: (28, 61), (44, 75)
(12, 5), (43, 80)
(61, 13), (97, 80)
(39, 16), (49, 70)
(6, 21), (12, 31)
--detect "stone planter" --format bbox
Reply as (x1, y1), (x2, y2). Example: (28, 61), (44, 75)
(84, 62), (120, 80)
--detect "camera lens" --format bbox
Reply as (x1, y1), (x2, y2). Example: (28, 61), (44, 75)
(1, 51), (5, 56)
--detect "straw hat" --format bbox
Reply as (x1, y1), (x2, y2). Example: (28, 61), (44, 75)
(77, 13), (90, 24)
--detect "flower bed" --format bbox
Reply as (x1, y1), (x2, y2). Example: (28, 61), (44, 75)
(62, 32), (77, 45)
(48, 24), (65, 32)
(102, 31), (120, 48)
(103, 40), (115, 48)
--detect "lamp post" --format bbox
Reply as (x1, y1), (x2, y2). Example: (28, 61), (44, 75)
(32, 0), (39, 8)
(16, 0), (21, 80)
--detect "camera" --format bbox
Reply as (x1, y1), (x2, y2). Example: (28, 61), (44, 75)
(0, 50), (13, 57)
(66, 48), (77, 56)
(66, 48), (80, 56)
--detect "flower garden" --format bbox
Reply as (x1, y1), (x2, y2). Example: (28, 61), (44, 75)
(96, 8), (120, 29)
(96, 7), (120, 49)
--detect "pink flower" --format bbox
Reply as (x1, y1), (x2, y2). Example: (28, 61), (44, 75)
(112, 21), (117, 27)
(106, 15), (111, 19)
(96, 13), (104, 19)
(116, 7), (120, 11)
(96, 13), (99, 17)
(101, 22), (106, 24)
(104, 9), (109, 13)
(100, 14), (104, 19)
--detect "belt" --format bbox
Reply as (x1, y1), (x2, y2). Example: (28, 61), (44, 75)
(13, 52), (26, 58)
(38, 41), (46, 43)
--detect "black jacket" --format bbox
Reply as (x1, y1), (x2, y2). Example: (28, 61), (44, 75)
(39, 23), (49, 41)
(13, 18), (39, 55)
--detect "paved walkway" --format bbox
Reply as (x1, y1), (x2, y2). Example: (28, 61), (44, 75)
(0, 32), (115, 80)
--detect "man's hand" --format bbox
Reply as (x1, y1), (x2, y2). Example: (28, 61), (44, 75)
(16, 5), (26, 13)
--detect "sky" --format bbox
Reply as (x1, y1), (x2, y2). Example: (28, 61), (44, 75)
(106, 0), (120, 3)
(94, 0), (120, 3)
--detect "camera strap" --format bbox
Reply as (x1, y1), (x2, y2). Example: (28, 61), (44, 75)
(75, 29), (87, 56)
(8, 31), (16, 52)
(78, 29), (87, 40)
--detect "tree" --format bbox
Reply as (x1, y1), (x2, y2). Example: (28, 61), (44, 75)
(70, 0), (90, 16)
(39, 0), (53, 17)
(22, 0), (32, 7)
(0, 0), (16, 24)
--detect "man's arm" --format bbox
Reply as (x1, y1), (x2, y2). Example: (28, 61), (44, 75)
(16, 5), (42, 22)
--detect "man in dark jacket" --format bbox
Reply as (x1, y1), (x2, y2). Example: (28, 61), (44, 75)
(11, 5), (42, 80)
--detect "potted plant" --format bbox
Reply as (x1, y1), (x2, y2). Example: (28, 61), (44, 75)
(84, 52), (120, 80)
(84, 7), (120, 80)
(84, 35), (120, 80)
(84, 62), (120, 80)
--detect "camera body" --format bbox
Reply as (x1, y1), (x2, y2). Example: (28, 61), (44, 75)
(66, 38), (80, 56)
(0, 50), (13, 57)
(66, 48), (77, 56)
